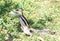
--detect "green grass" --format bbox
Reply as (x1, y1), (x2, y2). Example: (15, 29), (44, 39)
(0, 0), (60, 41)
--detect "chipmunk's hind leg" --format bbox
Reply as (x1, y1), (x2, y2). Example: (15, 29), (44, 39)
(21, 26), (32, 36)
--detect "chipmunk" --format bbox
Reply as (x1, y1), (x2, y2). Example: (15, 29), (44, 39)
(9, 9), (32, 36)
(9, 8), (55, 36)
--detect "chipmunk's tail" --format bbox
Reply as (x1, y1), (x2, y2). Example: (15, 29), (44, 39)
(30, 28), (55, 35)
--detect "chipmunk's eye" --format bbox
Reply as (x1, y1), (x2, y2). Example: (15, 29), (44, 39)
(16, 9), (19, 11)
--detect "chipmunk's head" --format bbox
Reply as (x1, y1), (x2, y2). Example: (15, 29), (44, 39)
(9, 8), (23, 17)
